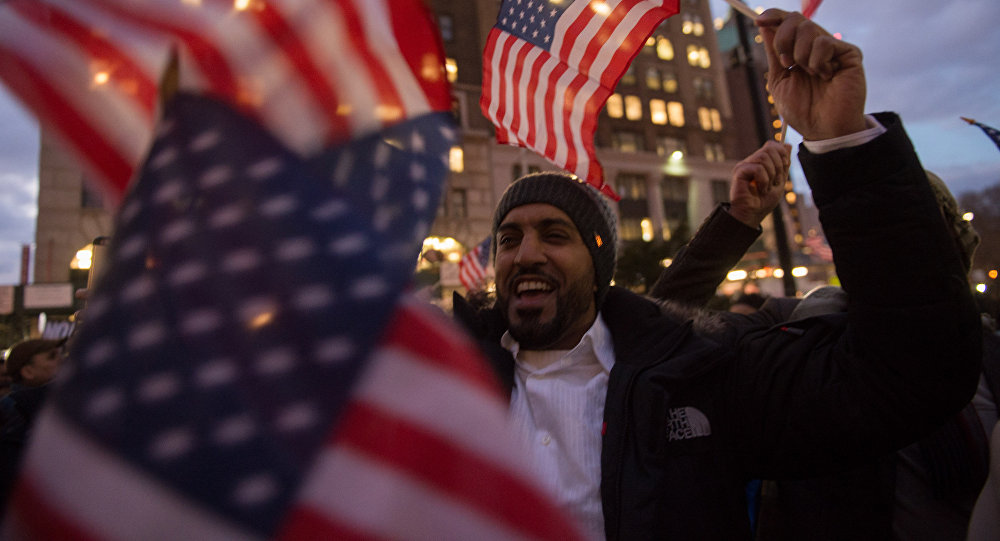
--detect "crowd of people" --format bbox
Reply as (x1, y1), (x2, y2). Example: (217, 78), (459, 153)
(1, 7), (998, 540)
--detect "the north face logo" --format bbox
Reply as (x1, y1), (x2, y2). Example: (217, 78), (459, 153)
(667, 407), (711, 441)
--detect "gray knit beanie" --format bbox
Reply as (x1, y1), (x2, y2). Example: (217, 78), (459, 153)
(491, 172), (618, 309)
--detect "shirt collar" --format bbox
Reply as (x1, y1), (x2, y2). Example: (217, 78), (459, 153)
(501, 313), (615, 373)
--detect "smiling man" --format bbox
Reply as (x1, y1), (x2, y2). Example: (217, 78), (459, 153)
(452, 9), (982, 541)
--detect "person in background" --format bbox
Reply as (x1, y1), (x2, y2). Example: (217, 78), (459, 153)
(0, 338), (67, 510)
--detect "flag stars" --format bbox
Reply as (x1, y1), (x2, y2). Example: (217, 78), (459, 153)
(180, 308), (223, 335)
(195, 359), (238, 388)
(153, 179), (187, 204)
(85, 387), (125, 418)
(329, 232), (368, 256)
(221, 248), (262, 273)
(150, 147), (178, 170)
(314, 336), (355, 364)
(149, 427), (197, 461)
(246, 157), (284, 180)
(189, 130), (221, 152)
(274, 402), (318, 432)
(292, 285), (335, 311)
(128, 322), (168, 350)
(121, 275), (156, 304)
(83, 339), (118, 368)
(255, 348), (296, 375)
(168, 261), (208, 286)
(198, 165), (233, 189)
(117, 235), (147, 262)
(209, 204), (247, 229)
(350, 276), (388, 300)
(232, 473), (279, 507)
(212, 415), (257, 446)
(161, 218), (196, 245)
(137, 372), (182, 403)
(259, 195), (298, 217)
(310, 199), (349, 222)
(276, 237), (315, 261)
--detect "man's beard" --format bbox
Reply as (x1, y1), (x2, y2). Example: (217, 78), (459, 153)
(498, 274), (594, 350)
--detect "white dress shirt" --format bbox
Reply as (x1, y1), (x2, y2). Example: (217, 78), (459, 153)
(502, 314), (615, 540)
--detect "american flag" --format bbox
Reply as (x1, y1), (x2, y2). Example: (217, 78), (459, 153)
(481, 0), (680, 199)
(801, 0), (823, 19)
(0, 1), (585, 539)
(0, 0), (451, 201)
(962, 117), (1000, 153)
(458, 237), (493, 292)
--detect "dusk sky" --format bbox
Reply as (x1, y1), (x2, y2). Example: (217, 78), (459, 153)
(1, 0), (999, 285)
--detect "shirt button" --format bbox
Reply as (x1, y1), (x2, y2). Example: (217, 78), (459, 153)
(541, 434), (551, 446)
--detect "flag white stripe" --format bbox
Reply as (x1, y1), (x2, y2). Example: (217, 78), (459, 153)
(515, 46), (544, 143)
(21, 409), (258, 541)
(355, 344), (532, 482)
(298, 446), (533, 541)
(0, 11), (154, 165)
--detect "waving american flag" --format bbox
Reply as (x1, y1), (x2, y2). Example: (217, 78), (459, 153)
(0, 1), (584, 539)
(481, 0), (680, 199)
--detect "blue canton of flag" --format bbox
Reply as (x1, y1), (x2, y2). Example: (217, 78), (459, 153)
(46, 93), (454, 536)
(496, 0), (565, 50)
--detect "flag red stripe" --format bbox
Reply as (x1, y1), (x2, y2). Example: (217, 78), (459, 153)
(278, 507), (377, 541)
(480, 29), (501, 124)
(577, 0), (632, 78)
(84, 0), (238, 97)
(523, 52), (547, 148)
(9, 1), (158, 117)
(382, 305), (500, 395)
(336, 401), (582, 540)
(387, 0), (452, 111)
(247, 3), (351, 142)
(7, 477), (101, 541)
(0, 45), (134, 194)
(494, 34), (519, 141)
(542, 61), (569, 162)
(507, 43), (534, 138)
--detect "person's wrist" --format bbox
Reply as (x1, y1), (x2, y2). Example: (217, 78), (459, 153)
(726, 205), (763, 229)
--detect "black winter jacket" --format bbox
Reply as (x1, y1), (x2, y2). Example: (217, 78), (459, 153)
(453, 113), (981, 539)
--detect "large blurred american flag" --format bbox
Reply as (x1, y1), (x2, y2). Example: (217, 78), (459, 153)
(0, 1), (585, 538)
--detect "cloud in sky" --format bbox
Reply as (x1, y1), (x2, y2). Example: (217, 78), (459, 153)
(0, 85), (38, 285)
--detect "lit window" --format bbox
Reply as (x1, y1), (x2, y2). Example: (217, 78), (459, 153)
(687, 45), (710, 68)
(438, 14), (454, 42)
(641, 218), (654, 242)
(645, 67), (661, 90)
(656, 36), (674, 60)
(693, 21), (704, 36)
(624, 95), (642, 120)
(662, 72), (678, 93)
(656, 136), (684, 157)
(698, 107), (711, 131)
(650, 99), (668, 125)
(612, 132), (643, 153)
(445, 58), (458, 83)
(606, 93), (624, 118)
(667, 101), (684, 127)
(682, 15), (693, 35)
(449, 146), (464, 173)
(710, 108), (722, 131)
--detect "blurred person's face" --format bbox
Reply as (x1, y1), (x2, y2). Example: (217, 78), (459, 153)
(21, 347), (64, 386)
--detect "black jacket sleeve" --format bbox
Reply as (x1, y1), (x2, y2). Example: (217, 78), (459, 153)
(726, 113), (982, 477)
(648, 204), (761, 306)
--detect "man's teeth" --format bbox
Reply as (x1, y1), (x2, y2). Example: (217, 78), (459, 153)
(517, 281), (553, 294)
